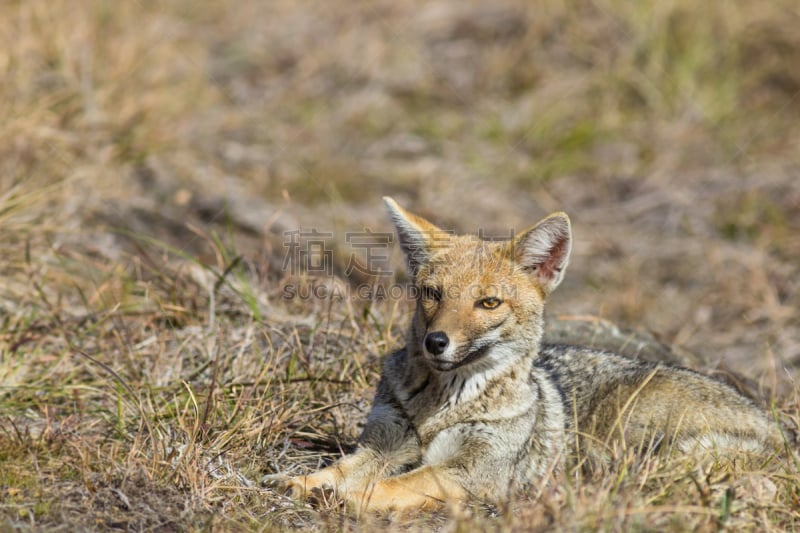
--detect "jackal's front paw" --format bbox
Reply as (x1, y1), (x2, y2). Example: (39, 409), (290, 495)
(268, 470), (340, 502)
(284, 475), (325, 500)
(262, 473), (293, 496)
(281, 476), (344, 510)
(307, 484), (341, 507)
(262, 474), (308, 499)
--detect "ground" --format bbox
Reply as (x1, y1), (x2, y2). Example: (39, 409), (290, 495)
(1, 1), (799, 531)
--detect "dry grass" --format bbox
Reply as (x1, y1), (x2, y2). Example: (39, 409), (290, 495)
(1, 0), (799, 530)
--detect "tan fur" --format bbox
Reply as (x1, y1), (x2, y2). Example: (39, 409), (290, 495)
(279, 197), (784, 514)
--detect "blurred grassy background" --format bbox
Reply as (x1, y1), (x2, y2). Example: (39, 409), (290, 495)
(4, 0), (799, 365)
(1, 0), (799, 530)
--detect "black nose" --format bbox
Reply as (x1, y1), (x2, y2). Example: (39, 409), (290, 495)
(424, 331), (449, 356)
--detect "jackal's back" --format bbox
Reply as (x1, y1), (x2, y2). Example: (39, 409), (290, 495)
(537, 344), (783, 457)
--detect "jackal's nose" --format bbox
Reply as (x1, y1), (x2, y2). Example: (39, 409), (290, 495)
(424, 331), (449, 356)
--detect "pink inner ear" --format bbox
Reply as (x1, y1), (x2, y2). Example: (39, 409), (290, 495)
(536, 237), (568, 280)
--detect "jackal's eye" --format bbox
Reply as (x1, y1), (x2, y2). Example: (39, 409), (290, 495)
(422, 285), (442, 302)
(478, 297), (502, 309)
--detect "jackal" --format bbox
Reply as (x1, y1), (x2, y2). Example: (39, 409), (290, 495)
(280, 197), (783, 513)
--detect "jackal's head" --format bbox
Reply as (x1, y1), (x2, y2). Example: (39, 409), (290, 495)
(384, 197), (571, 373)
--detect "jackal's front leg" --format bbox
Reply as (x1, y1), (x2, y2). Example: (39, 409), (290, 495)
(282, 368), (422, 505)
(283, 449), (378, 500)
(345, 465), (467, 514)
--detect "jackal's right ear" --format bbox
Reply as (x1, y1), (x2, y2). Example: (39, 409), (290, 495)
(511, 212), (572, 295)
(383, 197), (448, 277)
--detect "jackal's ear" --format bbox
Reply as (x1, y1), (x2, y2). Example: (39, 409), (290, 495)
(383, 197), (448, 277)
(511, 212), (572, 295)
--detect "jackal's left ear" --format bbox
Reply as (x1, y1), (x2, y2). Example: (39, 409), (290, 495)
(511, 212), (572, 295)
(383, 197), (449, 277)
